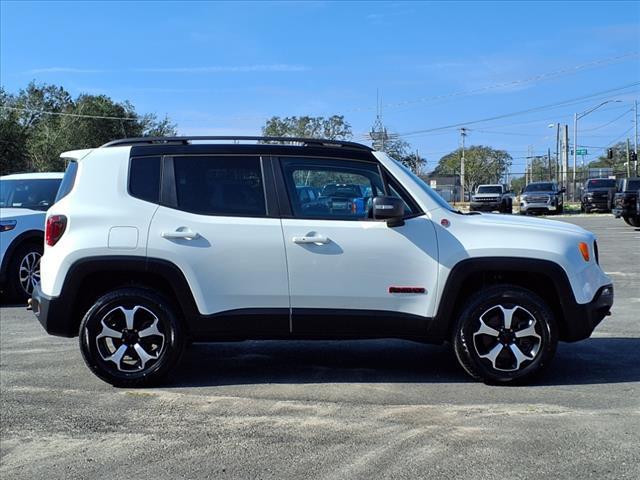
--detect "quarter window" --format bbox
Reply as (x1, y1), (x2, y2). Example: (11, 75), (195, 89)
(129, 156), (161, 203)
(173, 156), (266, 216)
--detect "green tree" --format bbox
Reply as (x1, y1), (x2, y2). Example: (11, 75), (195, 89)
(434, 145), (512, 194)
(262, 115), (352, 140)
(588, 141), (628, 172)
(0, 82), (178, 173)
(0, 88), (29, 174)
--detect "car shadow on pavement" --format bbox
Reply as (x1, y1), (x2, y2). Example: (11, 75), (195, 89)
(165, 337), (640, 388)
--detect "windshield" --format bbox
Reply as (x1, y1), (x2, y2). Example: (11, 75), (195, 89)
(0, 178), (62, 210)
(389, 157), (456, 212)
(586, 179), (616, 190)
(477, 186), (502, 194)
(524, 183), (554, 192)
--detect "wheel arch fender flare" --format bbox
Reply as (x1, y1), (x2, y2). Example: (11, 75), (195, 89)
(428, 257), (578, 341)
(0, 229), (44, 279)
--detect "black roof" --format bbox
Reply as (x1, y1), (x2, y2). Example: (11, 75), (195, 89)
(101, 136), (372, 152)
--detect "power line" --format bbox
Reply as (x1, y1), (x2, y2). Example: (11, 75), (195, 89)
(399, 82), (640, 137)
(341, 52), (639, 114)
(580, 108), (633, 132)
(0, 106), (138, 121)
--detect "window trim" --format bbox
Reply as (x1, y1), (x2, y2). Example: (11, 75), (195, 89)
(160, 153), (276, 219)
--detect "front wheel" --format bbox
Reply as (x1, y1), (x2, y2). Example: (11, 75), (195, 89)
(79, 288), (185, 387)
(625, 216), (640, 227)
(453, 285), (558, 384)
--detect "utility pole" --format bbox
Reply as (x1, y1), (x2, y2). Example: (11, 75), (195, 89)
(460, 128), (467, 202)
(548, 148), (552, 181)
(635, 99), (638, 175)
(555, 123), (560, 181)
(573, 112), (578, 202)
(563, 125), (569, 191)
(627, 138), (632, 178)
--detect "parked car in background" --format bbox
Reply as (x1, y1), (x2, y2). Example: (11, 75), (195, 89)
(0, 172), (64, 301)
(470, 184), (512, 213)
(581, 178), (617, 213)
(613, 177), (640, 227)
(519, 181), (565, 215)
(30, 136), (613, 387)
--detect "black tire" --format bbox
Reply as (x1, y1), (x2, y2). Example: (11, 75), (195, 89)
(627, 216), (640, 227)
(557, 204), (564, 215)
(5, 241), (43, 303)
(452, 284), (558, 385)
(79, 288), (185, 387)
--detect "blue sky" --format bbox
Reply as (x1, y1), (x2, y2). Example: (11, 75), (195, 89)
(1, 0), (639, 174)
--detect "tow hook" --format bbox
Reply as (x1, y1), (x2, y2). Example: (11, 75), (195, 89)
(26, 298), (33, 311)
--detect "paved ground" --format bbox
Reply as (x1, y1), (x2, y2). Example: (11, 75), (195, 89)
(1, 215), (638, 479)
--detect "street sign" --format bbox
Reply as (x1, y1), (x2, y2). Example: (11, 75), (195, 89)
(571, 148), (588, 155)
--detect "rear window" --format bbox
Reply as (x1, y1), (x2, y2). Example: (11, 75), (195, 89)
(129, 156), (161, 203)
(55, 161), (78, 202)
(173, 156), (266, 216)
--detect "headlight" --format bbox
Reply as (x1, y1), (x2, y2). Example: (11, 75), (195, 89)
(0, 220), (17, 232)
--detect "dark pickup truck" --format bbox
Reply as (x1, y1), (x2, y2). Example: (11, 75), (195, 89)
(581, 178), (617, 213)
(613, 177), (640, 227)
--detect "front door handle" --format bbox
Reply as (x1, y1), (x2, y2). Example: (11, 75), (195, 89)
(292, 234), (329, 245)
(161, 228), (199, 240)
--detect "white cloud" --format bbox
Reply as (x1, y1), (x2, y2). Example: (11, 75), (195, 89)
(133, 64), (310, 73)
(26, 67), (106, 74)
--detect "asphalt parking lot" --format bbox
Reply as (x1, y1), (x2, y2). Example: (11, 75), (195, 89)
(1, 215), (638, 479)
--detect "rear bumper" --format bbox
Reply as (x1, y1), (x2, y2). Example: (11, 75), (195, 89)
(30, 284), (76, 337)
(563, 284), (614, 342)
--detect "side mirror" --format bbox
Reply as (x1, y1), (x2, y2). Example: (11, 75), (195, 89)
(372, 196), (405, 227)
(559, 187), (566, 194)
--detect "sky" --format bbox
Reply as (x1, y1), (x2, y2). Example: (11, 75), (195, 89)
(1, 0), (639, 175)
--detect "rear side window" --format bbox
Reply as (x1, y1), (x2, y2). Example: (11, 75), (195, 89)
(129, 156), (161, 203)
(55, 161), (78, 202)
(173, 156), (266, 216)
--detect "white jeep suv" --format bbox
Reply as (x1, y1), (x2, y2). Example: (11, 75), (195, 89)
(30, 137), (613, 386)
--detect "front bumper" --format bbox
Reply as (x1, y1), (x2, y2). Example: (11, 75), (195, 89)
(582, 199), (610, 211)
(30, 284), (76, 337)
(563, 284), (614, 342)
(520, 202), (555, 213)
(612, 206), (635, 218)
(470, 201), (502, 211)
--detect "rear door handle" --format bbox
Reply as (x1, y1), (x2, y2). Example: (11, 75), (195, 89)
(161, 228), (199, 240)
(292, 235), (329, 244)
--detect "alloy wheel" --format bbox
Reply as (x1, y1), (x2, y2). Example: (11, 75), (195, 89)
(95, 305), (166, 372)
(472, 304), (542, 372)
(18, 251), (41, 296)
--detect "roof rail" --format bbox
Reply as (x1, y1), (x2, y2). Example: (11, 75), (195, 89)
(100, 136), (373, 151)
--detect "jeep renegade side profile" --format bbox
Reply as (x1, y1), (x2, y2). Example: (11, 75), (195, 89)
(30, 137), (614, 386)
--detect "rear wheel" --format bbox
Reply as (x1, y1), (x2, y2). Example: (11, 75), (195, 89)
(626, 216), (640, 227)
(79, 288), (185, 387)
(453, 285), (558, 384)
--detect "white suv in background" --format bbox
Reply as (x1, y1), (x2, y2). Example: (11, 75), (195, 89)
(30, 137), (613, 387)
(0, 172), (64, 301)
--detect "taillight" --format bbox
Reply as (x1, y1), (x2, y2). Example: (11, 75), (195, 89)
(45, 215), (67, 246)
